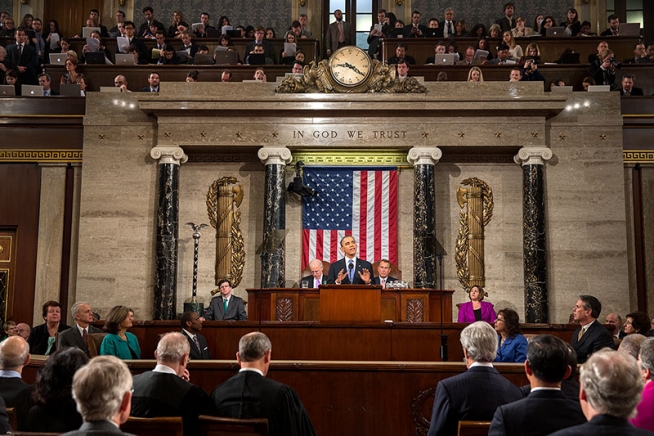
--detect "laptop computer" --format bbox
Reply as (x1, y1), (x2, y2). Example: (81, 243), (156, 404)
(619, 23), (640, 36)
(193, 53), (214, 65)
(551, 86), (573, 93)
(546, 27), (566, 37)
(49, 53), (67, 65)
(22, 85), (44, 97)
(246, 53), (266, 65)
(84, 51), (106, 64)
(588, 85), (611, 92)
(206, 28), (222, 38)
(226, 29), (242, 38)
(59, 83), (83, 97)
(115, 53), (136, 65)
(82, 26), (101, 38)
(214, 50), (239, 65)
(0, 85), (16, 96)
(433, 54), (456, 65)
(424, 29), (440, 38)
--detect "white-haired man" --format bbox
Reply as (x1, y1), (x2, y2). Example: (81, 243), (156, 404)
(300, 258), (327, 288)
(62, 356), (134, 435)
(58, 301), (103, 357)
(427, 321), (523, 436)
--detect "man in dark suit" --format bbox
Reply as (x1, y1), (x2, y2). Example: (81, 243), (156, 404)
(0, 336), (33, 430)
(606, 312), (627, 340)
(211, 332), (316, 436)
(571, 295), (616, 364)
(404, 10), (428, 38)
(550, 349), (652, 436)
(131, 333), (216, 435)
(245, 26), (276, 64)
(116, 21), (146, 64)
(37, 73), (58, 96)
(326, 236), (374, 285)
(440, 8), (457, 38)
(387, 43), (416, 65)
(427, 321), (523, 436)
(300, 258), (328, 288)
(137, 6), (164, 38)
(201, 279), (248, 321)
(6, 27), (38, 85)
(600, 14), (620, 37)
(495, 2), (516, 33)
(63, 355), (135, 435)
(372, 259), (398, 288)
(58, 301), (103, 357)
(489, 335), (586, 435)
(140, 72), (160, 92)
(367, 9), (390, 58)
(180, 311), (210, 359)
(179, 32), (199, 63)
(620, 74), (645, 96)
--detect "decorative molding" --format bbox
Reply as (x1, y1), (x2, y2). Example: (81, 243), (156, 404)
(407, 147), (442, 166)
(150, 146), (188, 165)
(0, 150), (83, 163)
(257, 147), (292, 166)
(276, 298), (294, 321)
(514, 147), (552, 166)
(624, 151), (654, 163)
(291, 151), (408, 165)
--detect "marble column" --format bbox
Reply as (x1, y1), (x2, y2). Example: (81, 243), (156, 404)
(408, 147), (442, 288)
(257, 147), (292, 288)
(150, 146), (188, 320)
(514, 147), (552, 323)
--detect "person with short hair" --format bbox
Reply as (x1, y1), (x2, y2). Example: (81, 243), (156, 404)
(211, 332), (316, 436)
(28, 300), (70, 355)
(606, 312), (626, 340)
(0, 321), (16, 342)
(180, 311), (210, 359)
(0, 336), (32, 429)
(58, 301), (103, 357)
(99, 305), (141, 359)
(202, 279), (247, 321)
(372, 259), (398, 287)
(509, 67), (522, 82)
(624, 42), (650, 64)
(427, 321), (523, 435)
(388, 43), (416, 65)
(15, 323), (30, 341)
(300, 259), (326, 288)
(291, 61), (304, 74)
(571, 295), (617, 364)
(620, 74), (644, 96)
(194, 12), (215, 38)
(404, 10), (427, 38)
(138, 6), (164, 38)
(221, 69), (232, 82)
(108, 10), (126, 37)
(631, 338), (654, 430)
(326, 236), (374, 285)
(140, 71), (160, 92)
(601, 14), (620, 36)
(619, 333), (647, 360)
(495, 2), (516, 32)
(62, 355), (134, 435)
(325, 9), (355, 57)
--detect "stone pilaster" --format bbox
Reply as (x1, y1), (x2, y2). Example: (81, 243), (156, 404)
(258, 147), (292, 288)
(408, 147), (442, 289)
(514, 147), (552, 323)
(150, 146), (187, 320)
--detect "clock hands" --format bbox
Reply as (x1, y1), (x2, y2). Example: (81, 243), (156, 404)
(334, 62), (366, 77)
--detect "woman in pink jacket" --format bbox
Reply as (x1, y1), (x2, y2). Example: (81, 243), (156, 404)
(457, 285), (497, 324)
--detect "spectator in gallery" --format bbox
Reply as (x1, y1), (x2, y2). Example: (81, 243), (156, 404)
(292, 61), (304, 74)
(221, 69), (232, 82)
(495, 2), (516, 32)
(502, 31), (523, 59)
(582, 77), (596, 91)
(15, 323), (30, 341)
(457, 285), (497, 324)
(28, 300), (70, 355)
(467, 66), (484, 82)
(57, 301), (103, 357)
(494, 308), (528, 362)
(601, 14), (621, 36)
(185, 70), (199, 82)
(201, 279), (248, 321)
(590, 49), (618, 90)
(539, 16), (557, 37)
(512, 17), (533, 37)
(563, 8), (582, 36)
(624, 311), (651, 334)
(99, 305), (141, 359)
(570, 295), (616, 364)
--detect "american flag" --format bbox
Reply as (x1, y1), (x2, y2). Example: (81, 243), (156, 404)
(301, 166), (398, 268)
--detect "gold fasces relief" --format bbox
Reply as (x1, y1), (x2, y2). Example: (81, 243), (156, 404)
(455, 178), (494, 295)
(207, 177), (245, 290)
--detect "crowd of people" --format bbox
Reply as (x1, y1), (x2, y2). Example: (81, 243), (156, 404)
(0, 4), (652, 93)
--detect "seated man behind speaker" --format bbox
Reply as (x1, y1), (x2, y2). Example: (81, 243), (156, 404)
(211, 332), (316, 436)
(300, 258), (328, 288)
(326, 236), (374, 285)
(372, 259), (398, 288)
(200, 279), (247, 321)
(180, 311), (211, 359)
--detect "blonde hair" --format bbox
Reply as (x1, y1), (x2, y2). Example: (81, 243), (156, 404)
(525, 43), (540, 56)
(503, 31), (516, 49)
(467, 66), (484, 82)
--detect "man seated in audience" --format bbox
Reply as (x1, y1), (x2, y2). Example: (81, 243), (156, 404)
(600, 14), (620, 36)
(181, 311), (211, 359)
(131, 332), (216, 435)
(606, 312), (626, 341)
(117, 21), (146, 64)
(300, 258), (327, 288)
(631, 338), (654, 431)
(0, 336), (32, 430)
(295, 50), (305, 64)
(64, 356), (133, 435)
(114, 75), (130, 92)
(201, 279), (248, 321)
(404, 10), (427, 38)
(509, 67), (522, 82)
(551, 349), (650, 435)
(0, 46), (16, 84)
(588, 41), (609, 65)
(212, 332), (316, 436)
(582, 77), (596, 91)
(245, 26), (275, 64)
(159, 45), (181, 65)
(496, 2), (516, 32)
(620, 74), (644, 96)
(388, 43), (416, 65)
(373, 259), (398, 288)
(457, 46), (480, 65)
(194, 12), (215, 38)
(246, 43), (273, 65)
(108, 10), (126, 37)
(38, 73), (57, 96)
(299, 14), (312, 38)
(427, 321), (522, 435)
(521, 58), (545, 82)
(489, 335), (585, 436)
(425, 41), (447, 64)
(221, 69), (232, 82)
(490, 44), (514, 65)
(138, 6), (164, 38)
(139, 71), (160, 92)
(180, 32), (198, 63)
(291, 61), (304, 74)
(624, 43), (651, 64)
(571, 295), (616, 364)
(619, 333), (647, 360)
(367, 9), (389, 58)
(148, 30), (166, 63)
(1, 321), (16, 342)
(15, 324), (29, 341)
(289, 20), (307, 40)
(427, 18), (441, 37)
(58, 302), (103, 357)
(85, 9), (108, 38)
(647, 43), (654, 62)
(7, 27), (38, 85)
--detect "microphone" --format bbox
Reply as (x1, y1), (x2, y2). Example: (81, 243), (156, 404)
(348, 262), (354, 271)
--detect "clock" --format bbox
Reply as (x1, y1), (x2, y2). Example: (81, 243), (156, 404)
(329, 46), (372, 87)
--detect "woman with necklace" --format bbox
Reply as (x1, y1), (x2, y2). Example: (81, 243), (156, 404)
(99, 305), (140, 359)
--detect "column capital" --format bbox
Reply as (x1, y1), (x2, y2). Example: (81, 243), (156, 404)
(258, 147), (292, 165)
(407, 147), (442, 166)
(514, 147), (552, 166)
(150, 146), (188, 165)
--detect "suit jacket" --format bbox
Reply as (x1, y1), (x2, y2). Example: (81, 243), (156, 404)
(212, 370), (316, 436)
(494, 334), (528, 362)
(427, 365), (523, 436)
(138, 20), (165, 38)
(300, 274), (328, 288)
(621, 87), (644, 96)
(245, 39), (276, 64)
(27, 402), (83, 432)
(6, 42), (39, 84)
(600, 28), (618, 37)
(496, 17), (516, 33)
(325, 20), (355, 54)
(404, 24), (428, 38)
(326, 257), (374, 285)
(571, 320), (616, 363)
(28, 322), (71, 355)
(457, 301), (497, 324)
(440, 20), (457, 38)
(372, 275), (398, 287)
(181, 42), (199, 63)
(0, 396), (10, 435)
(116, 38), (147, 63)
(61, 420), (136, 436)
(550, 414), (654, 436)
(131, 371), (217, 435)
(489, 389), (586, 436)
(58, 324), (104, 357)
(521, 378), (580, 401)
(388, 55), (416, 65)
(182, 329), (211, 359)
(0, 377), (33, 430)
(204, 295), (248, 321)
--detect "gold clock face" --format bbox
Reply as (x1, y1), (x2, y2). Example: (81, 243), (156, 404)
(329, 46), (372, 87)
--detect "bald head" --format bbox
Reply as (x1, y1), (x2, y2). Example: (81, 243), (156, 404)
(0, 336), (30, 371)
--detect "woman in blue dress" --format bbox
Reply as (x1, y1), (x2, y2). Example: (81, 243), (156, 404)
(494, 308), (528, 362)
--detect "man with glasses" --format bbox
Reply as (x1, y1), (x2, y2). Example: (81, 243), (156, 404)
(245, 26), (275, 64)
(117, 21), (145, 63)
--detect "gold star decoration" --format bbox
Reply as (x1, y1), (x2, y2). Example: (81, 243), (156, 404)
(272, 132), (279, 138)
(236, 132), (243, 138)
(495, 131), (502, 138)
(137, 134), (144, 140)
(421, 132), (429, 138)
(458, 132), (465, 138)
(559, 134), (566, 141)
(532, 131), (538, 138)
(599, 134), (606, 140)
(200, 132), (207, 138)
(164, 132), (171, 137)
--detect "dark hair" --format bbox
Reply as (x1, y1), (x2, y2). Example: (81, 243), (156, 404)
(143, 6), (154, 14)
(627, 311), (651, 334)
(412, 10), (421, 16)
(155, 30), (165, 37)
(578, 295), (602, 319)
(89, 9), (99, 15)
(5, 69), (18, 81)
(608, 14), (619, 22)
(265, 27), (276, 37)
(32, 347), (89, 405)
(124, 21), (135, 28)
(198, 45), (208, 52)
(582, 76), (596, 86)
(397, 58), (408, 66)
(104, 305), (132, 334)
(42, 301), (62, 319)
(498, 308), (521, 337)
(117, 11), (126, 18)
(186, 70), (199, 81)
(201, 12), (210, 18)
(291, 20), (301, 28)
(565, 342), (578, 378)
(527, 335), (570, 383)
(222, 69), (232, 78)
(180, 311), (198, 328)
(219, 16), (230, 26)
(397, 42), (408, 49)
(503, 2), (515, 10)
(567, 8), (579, 22)
(218, 279), (233, 288)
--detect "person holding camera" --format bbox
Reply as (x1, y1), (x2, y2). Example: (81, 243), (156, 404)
(521, 57), (545, 82)
(590, 49), (619, 90)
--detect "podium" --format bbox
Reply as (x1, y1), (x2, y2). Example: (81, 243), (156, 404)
(319, 285), (381, 323)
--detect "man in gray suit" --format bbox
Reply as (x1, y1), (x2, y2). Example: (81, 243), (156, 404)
(58, 302), (103, 357)
(201, 279), (247, 321)
(325, 9), (355, 57)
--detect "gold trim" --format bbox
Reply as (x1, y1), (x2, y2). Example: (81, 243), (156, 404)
(624, 151), (654, 163)
(0, 114), (83, 119)
(291, 150), (408, 166)
(623, 114), (654, 118)
(0, 150), (82, 163)
(0, 235), (10, 262)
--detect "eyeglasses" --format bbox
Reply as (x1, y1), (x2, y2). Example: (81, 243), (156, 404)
(495, 318), (505, 322)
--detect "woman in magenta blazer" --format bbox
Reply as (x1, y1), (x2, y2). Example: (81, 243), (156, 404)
(457, 285), (497, 324)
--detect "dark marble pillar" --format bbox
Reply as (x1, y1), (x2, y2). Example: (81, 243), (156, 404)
(515, 147), (552, 323)
(150, 146), (187, 320)
(408, 147), (443, 289)
(257, 147), (292, 288)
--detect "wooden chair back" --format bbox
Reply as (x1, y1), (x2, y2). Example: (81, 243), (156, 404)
(457, 420), (492, 436)
(121, 416), (184, 436)
(371, 260), (402, 281)
(199, 415), (269, 436)
(6, 407), (17, 431)
(87, 332), (108, 357)
(300, 261), (331, 282)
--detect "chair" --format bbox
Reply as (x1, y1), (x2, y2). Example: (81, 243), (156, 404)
(121, 416), (183, 436)
(457, 420), (492, 436)
(87, 332), (108, 357)
(371, 260), (402, 281)
(300, 260), (331, 283)
(199, 415), (268, 436)
(5, 407), (17, 431)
